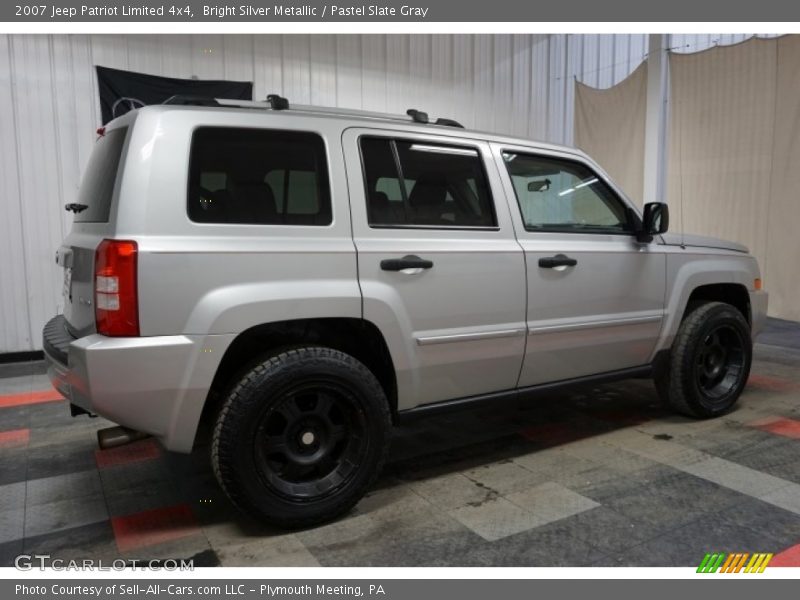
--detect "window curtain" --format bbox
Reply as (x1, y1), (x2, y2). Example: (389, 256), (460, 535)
(667, 36), (800, 322)
(574, 62), (647, 205)
(576, 36), (800, 321)
(766, 37), (800, 322)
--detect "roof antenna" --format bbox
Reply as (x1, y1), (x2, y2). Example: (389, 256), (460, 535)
(267, 94), (289, 110)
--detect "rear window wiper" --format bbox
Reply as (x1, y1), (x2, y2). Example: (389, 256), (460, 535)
(65, 203), (89, 214)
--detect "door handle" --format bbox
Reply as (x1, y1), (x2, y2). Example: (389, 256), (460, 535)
(538, 254), (578, 269)
(380, 255), (434, 271)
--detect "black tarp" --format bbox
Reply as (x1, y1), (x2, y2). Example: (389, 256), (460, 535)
(96, 66), (253, 124)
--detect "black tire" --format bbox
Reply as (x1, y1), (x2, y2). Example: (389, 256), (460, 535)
(655, 301), (752, 418)
(211, 346), (391, 528)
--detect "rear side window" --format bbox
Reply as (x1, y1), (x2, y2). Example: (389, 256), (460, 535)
(360, 137), (496, 228)
(188, 127), (332, 226)
(74, 127), (128, 223)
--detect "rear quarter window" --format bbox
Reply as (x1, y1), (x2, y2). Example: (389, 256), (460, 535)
(187, 127), (332, 226)
(73, 127), (128, 223)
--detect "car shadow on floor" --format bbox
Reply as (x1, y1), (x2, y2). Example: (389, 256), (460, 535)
(169, 377), (673, 537)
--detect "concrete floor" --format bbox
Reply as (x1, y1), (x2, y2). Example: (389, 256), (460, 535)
(1, 319), (799, 568)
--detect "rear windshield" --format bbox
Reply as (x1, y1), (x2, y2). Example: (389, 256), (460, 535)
(74, 127), (128, 223)
(187, 127), (332, 226)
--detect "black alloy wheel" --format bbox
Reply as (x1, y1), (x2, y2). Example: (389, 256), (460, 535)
(254, 381), (367, 501)
(693, 324), (746, 402)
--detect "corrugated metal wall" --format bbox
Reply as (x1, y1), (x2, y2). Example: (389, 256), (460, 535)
(669, 33), (780, 54)
(0, 33), (771, 353)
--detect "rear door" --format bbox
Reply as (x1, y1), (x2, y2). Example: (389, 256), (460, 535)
(343, 128), (527, 411)
(493, 144), (666, 386)
(57, 124), (130, 337)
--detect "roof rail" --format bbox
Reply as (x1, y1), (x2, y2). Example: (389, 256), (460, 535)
(266, 94), (289, 110)
(402, 109), (462, 128)
(407, 108), (429, 124)
(434, 118), (464, 129)
(171, 94), (466, 128)
(162, 95), (220, 107)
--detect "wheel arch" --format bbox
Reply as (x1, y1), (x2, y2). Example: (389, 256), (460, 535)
(684, 283), (751, 325)
(654, 255), (758, 359)
(193, 317), (398, 449)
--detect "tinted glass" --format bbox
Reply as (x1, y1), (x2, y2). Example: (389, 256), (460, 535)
(503, 152), (630, 233)
(188, 128), (331, 225)
(361, 137), (496, 228)
(74, 127), (128, 223)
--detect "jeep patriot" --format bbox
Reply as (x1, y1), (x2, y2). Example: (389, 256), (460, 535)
(43, 96), (768, 526)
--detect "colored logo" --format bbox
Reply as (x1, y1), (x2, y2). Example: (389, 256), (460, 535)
(697, 552), (773, 573)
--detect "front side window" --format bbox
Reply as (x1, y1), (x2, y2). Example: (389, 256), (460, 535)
(360, 137), (497, 228)
(188, 128), (331, 225)
(502, 152), (631, 234)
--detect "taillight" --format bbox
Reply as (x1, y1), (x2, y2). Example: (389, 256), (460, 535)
(94, 239), (139, 336)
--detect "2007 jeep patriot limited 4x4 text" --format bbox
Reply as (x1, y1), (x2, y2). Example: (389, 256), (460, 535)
(43, 96), (768, 527)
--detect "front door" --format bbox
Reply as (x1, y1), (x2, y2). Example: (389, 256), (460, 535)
(343, 129), (527, 410)
(493, 144), (667, 387)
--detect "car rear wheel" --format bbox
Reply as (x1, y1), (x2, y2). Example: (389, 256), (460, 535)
(655, 301), (752, 418)
(211, 346), (391, 528)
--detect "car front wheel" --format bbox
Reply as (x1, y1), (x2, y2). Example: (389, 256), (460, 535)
(655, 301), (752, 418)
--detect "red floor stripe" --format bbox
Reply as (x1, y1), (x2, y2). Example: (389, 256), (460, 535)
(586, 409), (653, 427)
(771, 543), (800, 567)
(748, 374), (797, 393)
(0, 389), (63, 409)
(111, 504), (200, 553)
(0, 428), (30, 449)
(95, 438), (161, 469)
(751, 417), (800, 440)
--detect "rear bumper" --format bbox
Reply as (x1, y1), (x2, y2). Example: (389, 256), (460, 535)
(43, 315), (234, 452)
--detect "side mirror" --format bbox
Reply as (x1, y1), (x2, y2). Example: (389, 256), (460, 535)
(637, 202), (669, 242)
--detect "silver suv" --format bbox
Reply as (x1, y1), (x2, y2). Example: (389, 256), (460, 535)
(43, 96), (768, 527)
